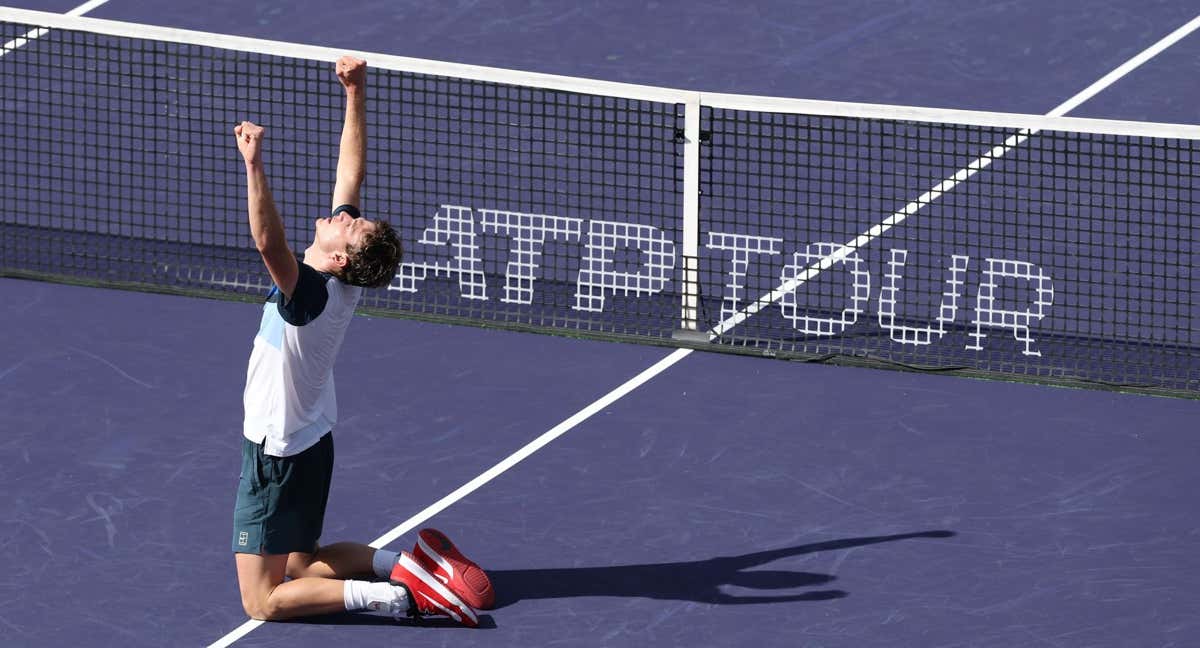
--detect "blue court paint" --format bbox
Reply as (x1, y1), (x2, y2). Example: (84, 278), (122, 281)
(2, 1), (1198, 646)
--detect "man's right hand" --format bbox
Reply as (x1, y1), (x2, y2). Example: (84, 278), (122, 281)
(234, 121), (265, 165)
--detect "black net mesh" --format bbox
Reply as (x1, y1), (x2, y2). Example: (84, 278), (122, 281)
(1, 17), (1196, 396)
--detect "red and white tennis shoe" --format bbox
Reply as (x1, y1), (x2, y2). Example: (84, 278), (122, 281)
(413, 528), (496, 610)
(389, 551), (479, 627)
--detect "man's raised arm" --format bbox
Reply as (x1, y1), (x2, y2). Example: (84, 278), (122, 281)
(332, 56), (367, 211)
(234, 121), (299, 298)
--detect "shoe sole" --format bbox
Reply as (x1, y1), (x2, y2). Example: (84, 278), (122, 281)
(415, 529), (496, 610)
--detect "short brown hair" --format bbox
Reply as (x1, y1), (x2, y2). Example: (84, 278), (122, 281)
(342, 220), (402, 288)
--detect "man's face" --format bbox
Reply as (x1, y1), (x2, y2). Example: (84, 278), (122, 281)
(314, 211), (375, 260)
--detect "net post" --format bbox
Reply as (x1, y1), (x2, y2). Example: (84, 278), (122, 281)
(674, 93), (704, 342)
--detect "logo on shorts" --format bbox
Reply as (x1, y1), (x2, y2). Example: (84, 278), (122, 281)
(238, 531), (248, 547)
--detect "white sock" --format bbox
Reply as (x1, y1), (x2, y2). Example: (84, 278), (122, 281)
(343, 579), (408, 612)
(372, 549), (399, 579)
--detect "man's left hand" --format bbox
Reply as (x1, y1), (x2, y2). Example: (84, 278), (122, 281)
(234, 121), (265, 165)
(336, 56), (367, 92)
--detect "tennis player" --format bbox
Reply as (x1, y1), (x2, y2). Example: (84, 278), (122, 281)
(230, 56), (493, 626)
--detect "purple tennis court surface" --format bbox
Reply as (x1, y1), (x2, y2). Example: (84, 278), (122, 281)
(4, 278), (1199, 647)
(2, 1), (1199, 646)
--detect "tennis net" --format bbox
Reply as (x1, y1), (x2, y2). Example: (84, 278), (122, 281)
(1, 8), (1197, 397)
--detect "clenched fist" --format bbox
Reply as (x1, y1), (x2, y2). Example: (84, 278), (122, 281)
(234, 121), (265, 165)
(336, 56), (366, 92)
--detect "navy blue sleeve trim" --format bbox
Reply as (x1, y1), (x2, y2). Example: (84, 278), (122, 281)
(332, 204), (361, 218)
(276, 263), (329, 326)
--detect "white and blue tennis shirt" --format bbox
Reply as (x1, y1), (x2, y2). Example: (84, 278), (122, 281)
(242, 263), (362, 457)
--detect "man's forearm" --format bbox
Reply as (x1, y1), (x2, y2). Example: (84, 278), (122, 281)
(245, 161), (286, 252)
(336, 88), (366, 189)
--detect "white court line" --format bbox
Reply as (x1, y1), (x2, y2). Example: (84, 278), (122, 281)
(202, 13), (1200, 648)
(62, 0), (111, 17)
(207, 619), (260, 648)
(0, 0), (110, 55)
(710, 13), (1200, 341)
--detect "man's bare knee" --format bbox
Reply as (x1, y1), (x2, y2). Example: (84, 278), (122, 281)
(243, 588), (289, 621)
(236, 552), (289, 620)
(241, 598), (262, 620)
(241, 593), (267, 621)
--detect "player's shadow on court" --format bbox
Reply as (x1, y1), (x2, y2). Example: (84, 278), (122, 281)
(489, 530), (954, 608)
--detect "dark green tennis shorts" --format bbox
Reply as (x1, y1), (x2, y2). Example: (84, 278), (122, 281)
(232, 432), (334, 555)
